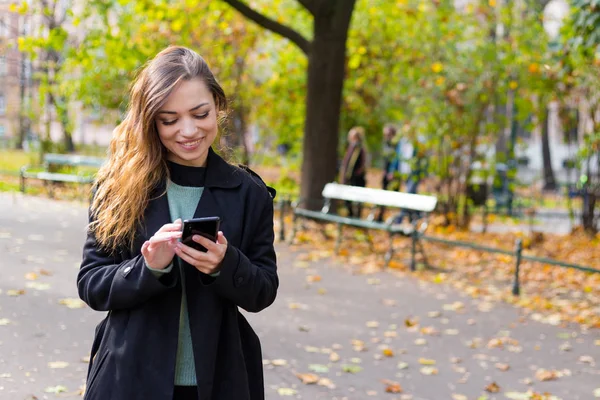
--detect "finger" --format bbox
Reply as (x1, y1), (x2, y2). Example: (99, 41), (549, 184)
(175, 247), (210, 274)
(177, 242), (211, 263)
(149, 231), (182, 243)
(141, 241), (151, 256)
(157, 220), (183, 232)
(216, 231), (228, 246)
(192, 234), (220, 251)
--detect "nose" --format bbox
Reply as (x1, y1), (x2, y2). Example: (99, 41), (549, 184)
(180, 118), (198, 136)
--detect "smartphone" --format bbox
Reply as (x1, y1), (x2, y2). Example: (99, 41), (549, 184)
(181, 216), (221, 252)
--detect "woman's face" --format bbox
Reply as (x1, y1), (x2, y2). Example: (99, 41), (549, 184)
(348, 130), (359, 144)
(155, 78), (218, 167)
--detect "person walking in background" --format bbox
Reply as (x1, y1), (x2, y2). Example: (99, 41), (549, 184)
(339, 126), (369, 217)
(376, 123), (401, 222)
(78, 46), (278, 400)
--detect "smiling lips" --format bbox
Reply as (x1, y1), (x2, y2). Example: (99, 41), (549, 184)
(178, 137), (205, 149)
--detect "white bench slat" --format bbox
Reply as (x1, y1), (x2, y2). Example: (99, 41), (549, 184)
(24, 172), (93, 183)
(322, 183), (437, 212)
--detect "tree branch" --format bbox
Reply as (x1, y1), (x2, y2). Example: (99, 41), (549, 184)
(297, 0), (317, 15)
(221, 0), (310, 55)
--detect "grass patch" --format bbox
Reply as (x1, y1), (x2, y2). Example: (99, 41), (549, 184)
(0, 150), (36, 174)
(0, 179), (20, 192)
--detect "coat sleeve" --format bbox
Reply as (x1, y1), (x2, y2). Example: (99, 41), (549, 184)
(211, 191), (278, 313)
(77, 212), (178, 312)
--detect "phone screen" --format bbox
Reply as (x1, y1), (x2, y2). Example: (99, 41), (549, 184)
(181, 217), (221, 252)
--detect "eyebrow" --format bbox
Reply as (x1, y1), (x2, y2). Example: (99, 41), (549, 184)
(157, 102), (209, 115)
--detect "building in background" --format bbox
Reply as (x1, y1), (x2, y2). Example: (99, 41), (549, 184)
(0, 0), (33, 144)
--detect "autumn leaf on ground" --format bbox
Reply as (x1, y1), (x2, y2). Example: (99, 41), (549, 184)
(420, 366), (438, 375)
(58, 298), (86, 309)
(535, 369), (559, 381)
(341, 364), (362, 373)
(7, 289), (25, 296)
(288, 302), (308, 310)
(295, 372), (319, 384)
(45, 385), (68, 394)
(271, 359), (287, 366)
(48, 361), (69, 369)
(381, 379), (402, 393)
(452, 395), (467, 400)
(277, 388), (297, 396)
(421, 326), (440, 336)
(593, 388), (600, 398)
(366, 320), (379, 328)
(25, 282), (50, 291)
(419, 358), (436, 365)
(382, 348), (394, 357)
(405, 317), (419, 327)
(351, 339), (367, 352)
(443, 301), (464, 311)
(579, 355), (595, 365)
(308, 364), (329, 373)
(24, 272), (38, 280)
(485, 382), (501, 393)
(495, 363), (510, 371)
(414, 338), (427, 346)
(318, 378), (335, 389)
(0, 318), (10, 326)
(397, 362), (409, 370)
(306, 275), (321, 283)
(329, 352), (340, 362)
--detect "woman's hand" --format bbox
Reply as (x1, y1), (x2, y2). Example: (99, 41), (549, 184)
(141, 219), (182, 270)
(175, 231), (228, 275)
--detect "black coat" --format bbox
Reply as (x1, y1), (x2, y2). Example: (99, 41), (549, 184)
(78, 149), (278, 400)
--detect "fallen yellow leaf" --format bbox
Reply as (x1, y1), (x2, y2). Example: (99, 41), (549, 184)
(25, 272), (38, 281)
(296, 372), (319, 384)
(382, 349), (394, 357)
(48, 361), (69, 369)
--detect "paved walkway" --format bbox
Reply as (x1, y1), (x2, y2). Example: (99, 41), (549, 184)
(0, 193), (598, 400)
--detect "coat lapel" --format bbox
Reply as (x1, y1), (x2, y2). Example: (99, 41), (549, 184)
(133, 184), (172, 252)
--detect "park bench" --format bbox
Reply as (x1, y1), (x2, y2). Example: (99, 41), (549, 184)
(20, 153), (106, 198)
(290, 183), (438, 265)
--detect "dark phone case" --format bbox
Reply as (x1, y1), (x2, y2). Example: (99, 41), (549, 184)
(181, 217), (221, 252)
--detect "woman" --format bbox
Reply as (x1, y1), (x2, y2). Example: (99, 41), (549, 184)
(78, 46), (278, 400)
(339, 126), (368, 217)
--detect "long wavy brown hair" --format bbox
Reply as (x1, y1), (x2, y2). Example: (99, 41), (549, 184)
(90, 46), (227, 252)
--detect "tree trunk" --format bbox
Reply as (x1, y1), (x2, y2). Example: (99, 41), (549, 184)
(50, 94), (75, 153)
(541, 106), (557, 190)
(300, 2), (356, 206)
(582, 190), (597, 234)
(16, 53), (27, 150)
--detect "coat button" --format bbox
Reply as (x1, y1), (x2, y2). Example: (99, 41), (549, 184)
(236, 276), (244, 285)
(123, 266), (132, 275)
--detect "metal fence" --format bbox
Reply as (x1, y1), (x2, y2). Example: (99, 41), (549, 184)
(276, 196), (600, 296)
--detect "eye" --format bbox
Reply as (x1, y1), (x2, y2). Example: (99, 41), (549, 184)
(161, 119), (177, 126)
(194, 112), (210, 120)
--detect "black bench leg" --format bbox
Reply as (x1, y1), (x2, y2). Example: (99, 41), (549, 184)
(278, 199), (286, 242)
(410, 228), (418, 272)
(289, 213), (298, 245)
(417, 238), (429, 269)
(334, 223), (343, 254)
(384, 233), (394, 266)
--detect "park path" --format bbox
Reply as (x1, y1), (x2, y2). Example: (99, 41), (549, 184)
(0, 192), (598, 400)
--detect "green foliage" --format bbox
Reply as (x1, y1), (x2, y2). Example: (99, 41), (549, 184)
(567, 0), (600, 56)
